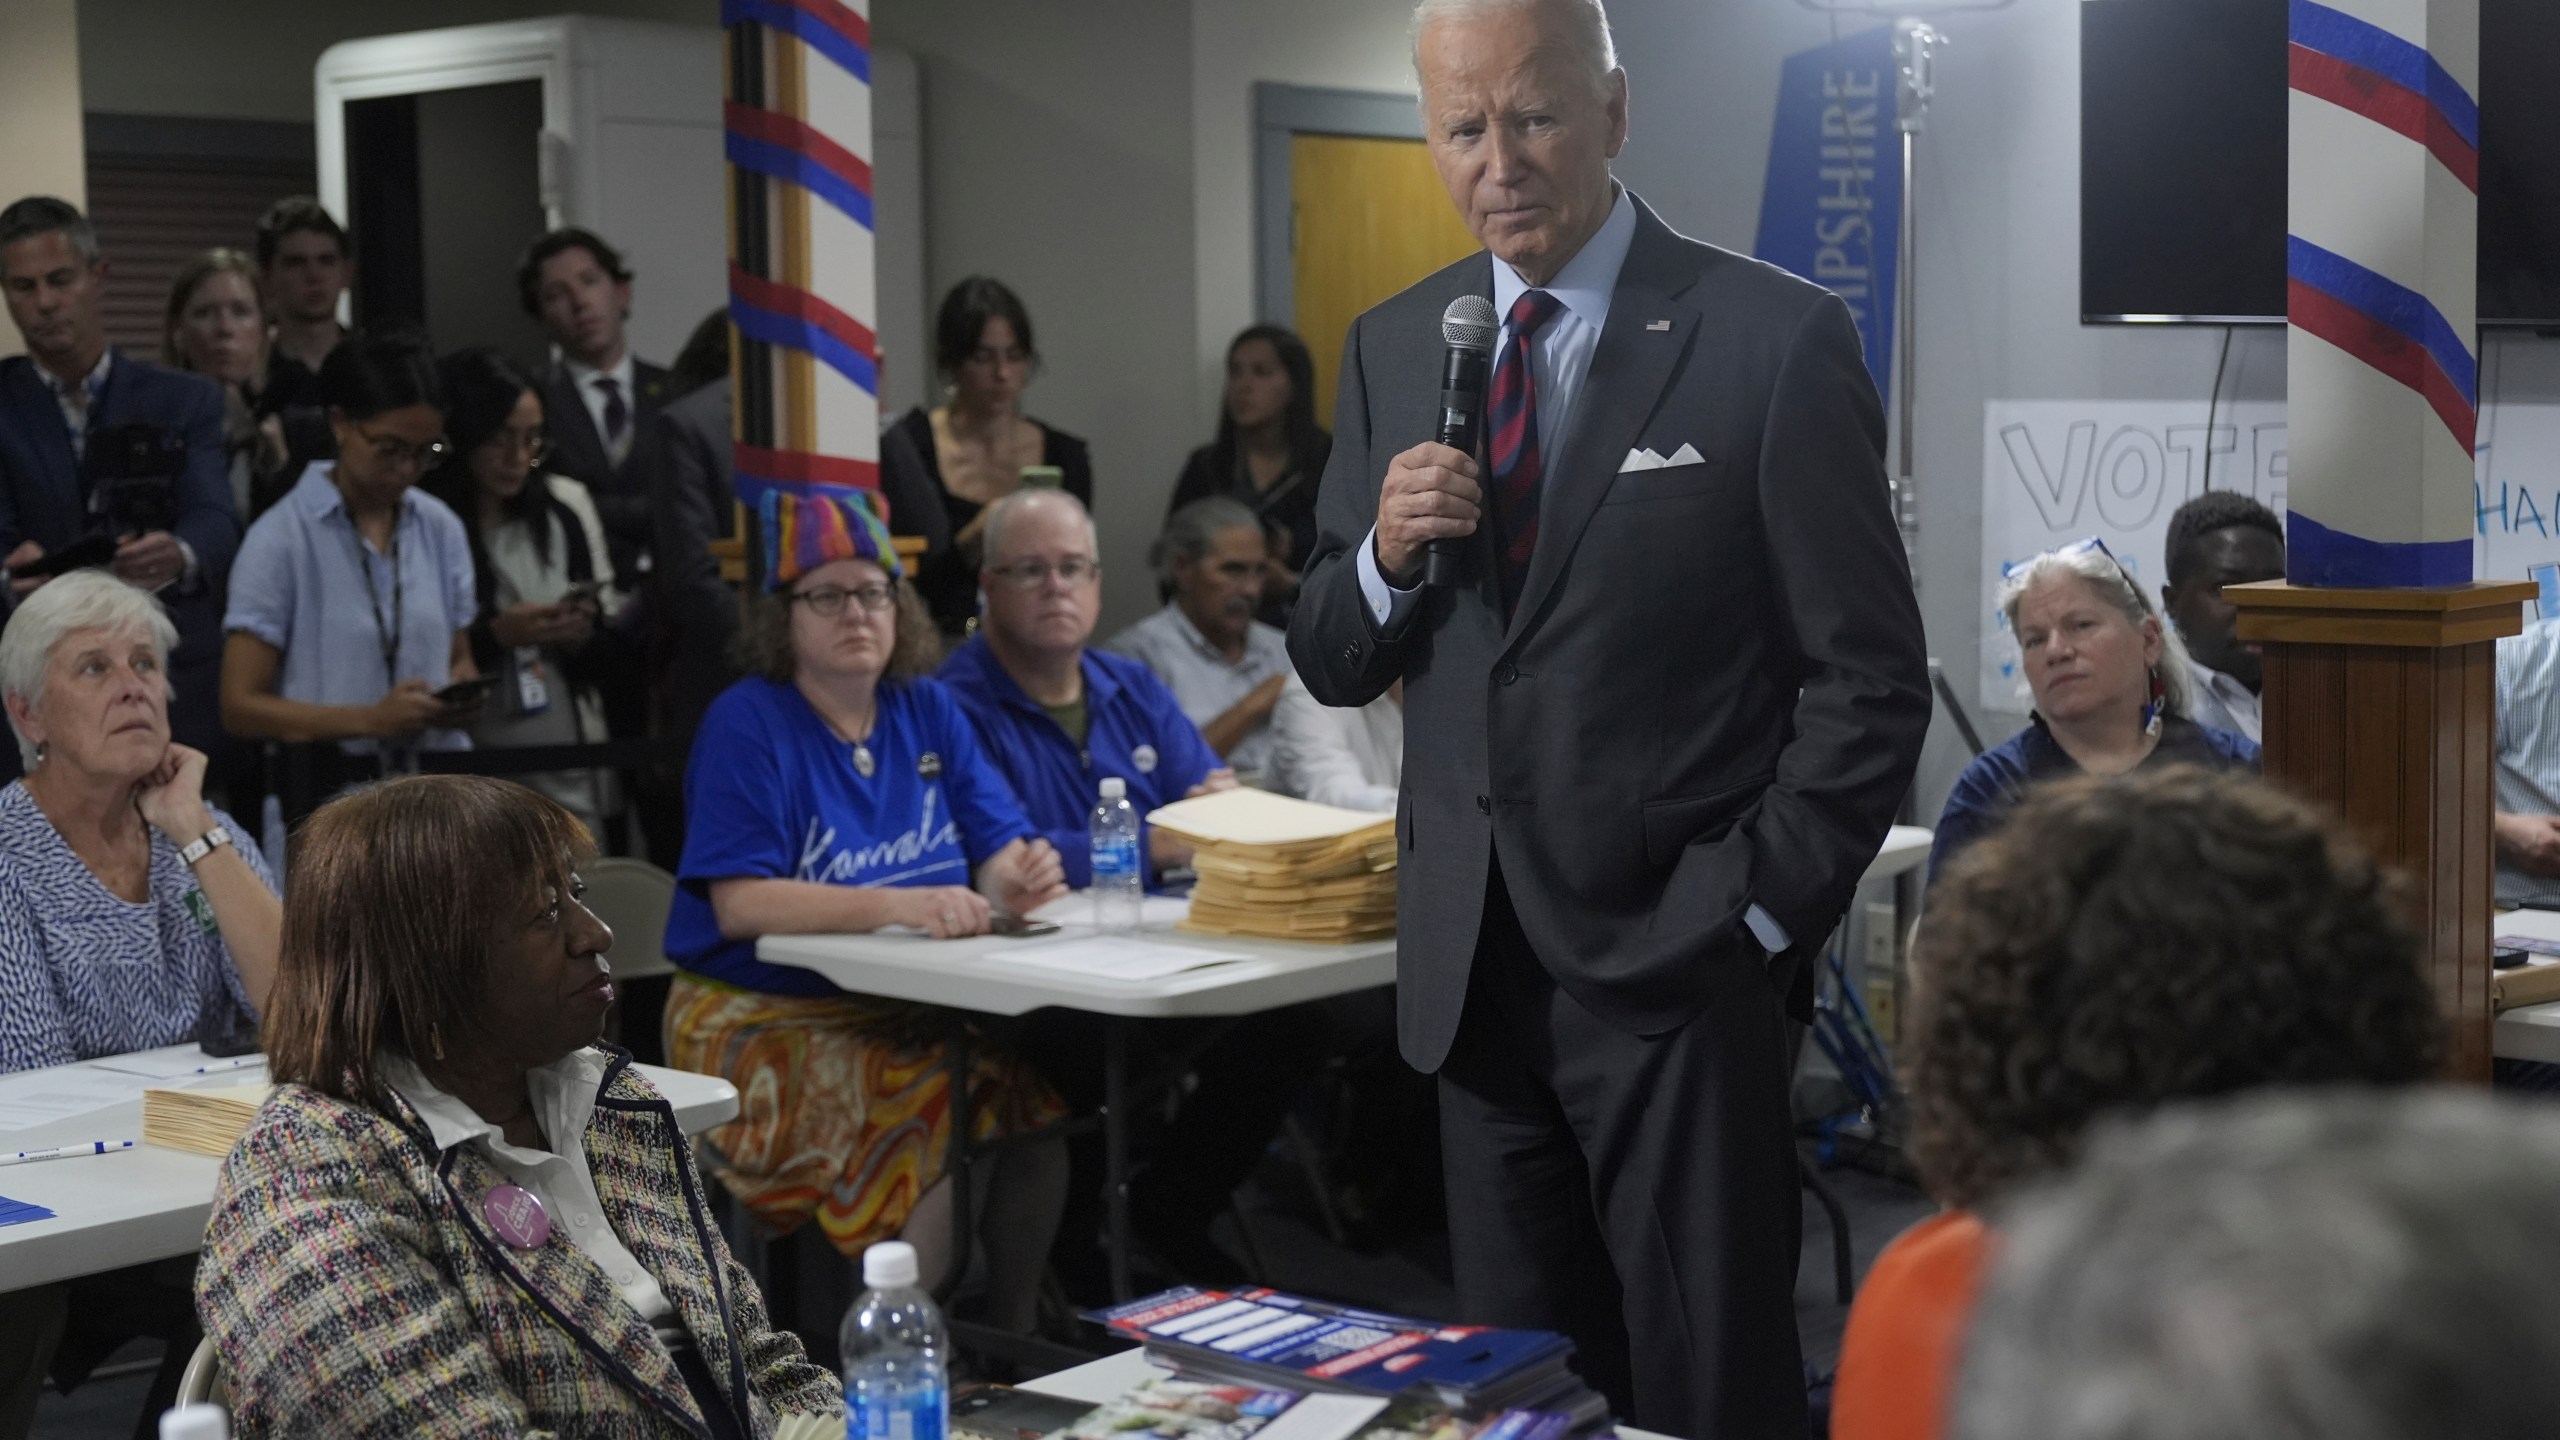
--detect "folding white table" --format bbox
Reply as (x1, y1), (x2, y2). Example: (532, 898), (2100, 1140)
(761, 899), (1397, 1303)
(2491, 907), (2560, 1064)
(0, 1046), (738, 1293)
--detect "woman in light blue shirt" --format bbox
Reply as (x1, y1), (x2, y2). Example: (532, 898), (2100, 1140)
(220, 331), (480, 761)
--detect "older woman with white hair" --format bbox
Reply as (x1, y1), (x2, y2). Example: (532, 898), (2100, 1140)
(0, 571), (281, 1440)
(0, 569), (280, 1075)
(1926, 538), (2257, 881)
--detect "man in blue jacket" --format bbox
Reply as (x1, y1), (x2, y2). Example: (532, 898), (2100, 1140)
(940, 487), (1331, 1290)
(0, 197), (241, 774)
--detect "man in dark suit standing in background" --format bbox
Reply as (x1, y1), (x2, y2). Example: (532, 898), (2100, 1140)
(521, 226), (670, 590)
(0, 197), (241, 777)
(1287, 2), (1930, 1434)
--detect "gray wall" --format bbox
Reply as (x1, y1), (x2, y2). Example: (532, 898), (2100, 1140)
(1603, 0), (2292, 819)
(873, 0), (1200, 637)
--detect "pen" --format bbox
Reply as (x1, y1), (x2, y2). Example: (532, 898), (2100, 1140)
(188, 1056), (263, 1076)
(0, 1140), (136, 1167)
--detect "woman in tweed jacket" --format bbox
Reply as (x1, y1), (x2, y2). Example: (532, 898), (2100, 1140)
(196, 776), (841, 1439)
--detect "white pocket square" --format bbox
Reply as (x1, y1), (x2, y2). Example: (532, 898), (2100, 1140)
(1618, 443), (1704, 473)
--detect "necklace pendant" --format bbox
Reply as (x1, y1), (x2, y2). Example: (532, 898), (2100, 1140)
(852, 742), (876, 779)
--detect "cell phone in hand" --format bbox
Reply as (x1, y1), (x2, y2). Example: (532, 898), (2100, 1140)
(10, 533), (118, 580)
(435, 676), (500, 707)
(558, 579), (604, 607)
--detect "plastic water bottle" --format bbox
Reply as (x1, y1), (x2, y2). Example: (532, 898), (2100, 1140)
(842, 1240), (947, 1440)
(160, 1405), (228, 1440)
(1090, 776), (1144, 933)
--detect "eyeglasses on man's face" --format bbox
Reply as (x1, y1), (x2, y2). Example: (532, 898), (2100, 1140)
(791, 582), (896, 618)
(985, 556), (1101, 590)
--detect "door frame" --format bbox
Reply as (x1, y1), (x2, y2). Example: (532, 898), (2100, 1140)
(1253, 82), (1428, 327)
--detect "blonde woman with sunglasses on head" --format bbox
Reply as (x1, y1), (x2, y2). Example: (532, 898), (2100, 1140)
(1926, 537), (2259, 883)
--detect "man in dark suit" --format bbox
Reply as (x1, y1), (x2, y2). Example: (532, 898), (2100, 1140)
(1287, 3), (1930, 1435)
(519, 226), (671, 587)
(0, 197), (242, 774)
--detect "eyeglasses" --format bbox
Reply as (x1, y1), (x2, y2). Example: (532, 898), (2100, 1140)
(791, 582), (896, 618)
(483, 428), (552, 467)
(985, 557), (1100, 590)
(355, 426), (450, 473)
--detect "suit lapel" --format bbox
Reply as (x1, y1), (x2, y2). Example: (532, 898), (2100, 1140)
(546, 370), (611, 484)
(1504, 208), (1703, 647)
(591, 1085), (757, 1437)
(2, 362), (83, 513)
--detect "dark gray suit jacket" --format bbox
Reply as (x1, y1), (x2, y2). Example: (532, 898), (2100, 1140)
(1288, 196), (1930, 1070)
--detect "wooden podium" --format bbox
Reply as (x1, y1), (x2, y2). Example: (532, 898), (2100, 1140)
(2227, 580), (2536, 1081)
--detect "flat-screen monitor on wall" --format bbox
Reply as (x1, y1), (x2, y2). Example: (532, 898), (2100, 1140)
(2081, 0), (2560, 327)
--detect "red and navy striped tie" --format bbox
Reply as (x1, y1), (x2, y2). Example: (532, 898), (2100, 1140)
(1490, 289), (1564, 618)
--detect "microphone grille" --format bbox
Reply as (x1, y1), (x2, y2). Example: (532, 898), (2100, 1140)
(1441, 295), (1498, 353)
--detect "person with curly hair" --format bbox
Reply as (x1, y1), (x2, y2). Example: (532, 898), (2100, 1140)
(1830, 766), (2442, 1440)
(1931, 539), (2258, 882)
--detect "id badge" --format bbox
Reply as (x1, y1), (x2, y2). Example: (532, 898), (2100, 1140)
(514, 647), (552, 715)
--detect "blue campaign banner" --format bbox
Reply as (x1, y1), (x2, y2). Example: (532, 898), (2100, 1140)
(1753, 26), (1902, 393)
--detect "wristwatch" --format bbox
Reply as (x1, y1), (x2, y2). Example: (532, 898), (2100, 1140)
(178, 827), (232, 869)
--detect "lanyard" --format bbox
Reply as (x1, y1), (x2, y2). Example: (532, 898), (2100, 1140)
(352, 515), (404, 689)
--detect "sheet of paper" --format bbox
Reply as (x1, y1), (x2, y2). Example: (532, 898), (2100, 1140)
(0, 1068), (150, 1132)
(993, 936), (1253, 983)
(1144, 789), (1393, 847)
(83, 1047), (263, 1080)
(1028, 892), (1192, 929)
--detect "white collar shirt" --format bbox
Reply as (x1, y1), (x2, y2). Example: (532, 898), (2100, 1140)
(1489, 182), (1639, 471)
(563, 350), (638, 467)
(382, 1048), (677, 1331)
(2183, 659), (2262, 745)
(37, 349), (114, 460)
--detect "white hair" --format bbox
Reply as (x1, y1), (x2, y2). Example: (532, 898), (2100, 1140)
(1996, 546), (2196, 721)
(980, 486), (1100, 570)
(0, 571), (179, 768)
(1412, 0), (1621, 103)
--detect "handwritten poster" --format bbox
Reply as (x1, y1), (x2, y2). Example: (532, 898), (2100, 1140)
(1978, 397), (2560, 715)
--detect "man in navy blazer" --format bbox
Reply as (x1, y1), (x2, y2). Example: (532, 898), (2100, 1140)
(0, 198), (242, 770)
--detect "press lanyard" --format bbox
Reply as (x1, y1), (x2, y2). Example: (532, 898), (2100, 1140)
(352, 516), (403, 689)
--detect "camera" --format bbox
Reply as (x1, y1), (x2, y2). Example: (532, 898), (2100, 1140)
(82, 422), (183, 535)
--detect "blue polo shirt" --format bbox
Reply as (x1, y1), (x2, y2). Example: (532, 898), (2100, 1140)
(938, 636), (1221, 889)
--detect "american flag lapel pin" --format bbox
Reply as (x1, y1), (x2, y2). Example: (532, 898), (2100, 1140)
(1646, 319), (1672, 331)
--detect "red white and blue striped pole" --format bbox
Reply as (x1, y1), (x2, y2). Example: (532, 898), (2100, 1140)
(2284, 0), (2478, 588)
(721, 0), (881, 522)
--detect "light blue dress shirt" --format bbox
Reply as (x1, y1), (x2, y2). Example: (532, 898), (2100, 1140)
(223, 464), (478, 754)
(1346, 186), (1793, 954)
(2497, 621), (2560, 907)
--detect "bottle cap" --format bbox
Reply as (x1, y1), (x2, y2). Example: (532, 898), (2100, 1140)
(1099, 777), (1127, 800)
(864, 1239), (921, 1289)
(161, 1405), (230, 1440)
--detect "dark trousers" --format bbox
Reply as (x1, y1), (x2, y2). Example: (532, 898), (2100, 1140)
(1436, 866), (1806, 1440)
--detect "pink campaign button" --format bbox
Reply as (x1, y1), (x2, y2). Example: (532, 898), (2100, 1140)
(485, 1184), (552, 1249)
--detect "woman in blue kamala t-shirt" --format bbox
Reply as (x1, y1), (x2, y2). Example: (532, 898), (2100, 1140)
(663, 489), (1069, 1338)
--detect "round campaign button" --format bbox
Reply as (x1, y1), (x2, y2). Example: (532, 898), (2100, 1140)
(485, 1184), (552, 1249)
(1132, 744), (1159, 775)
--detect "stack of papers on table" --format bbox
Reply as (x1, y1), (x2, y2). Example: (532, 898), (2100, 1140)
(141, 1083), (272, 1157)
(1147, 791), (1397, 943)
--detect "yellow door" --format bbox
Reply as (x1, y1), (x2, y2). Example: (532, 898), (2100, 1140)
(1290, 133), (1483, 430)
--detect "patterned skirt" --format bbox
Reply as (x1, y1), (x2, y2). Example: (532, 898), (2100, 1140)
(665, 975), (1065, 1257)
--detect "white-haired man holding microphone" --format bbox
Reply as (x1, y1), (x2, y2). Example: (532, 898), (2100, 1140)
(1286, 1), (1930, 1433)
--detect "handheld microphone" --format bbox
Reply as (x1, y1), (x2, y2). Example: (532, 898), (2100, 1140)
(1425, 295), (1498, 589)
